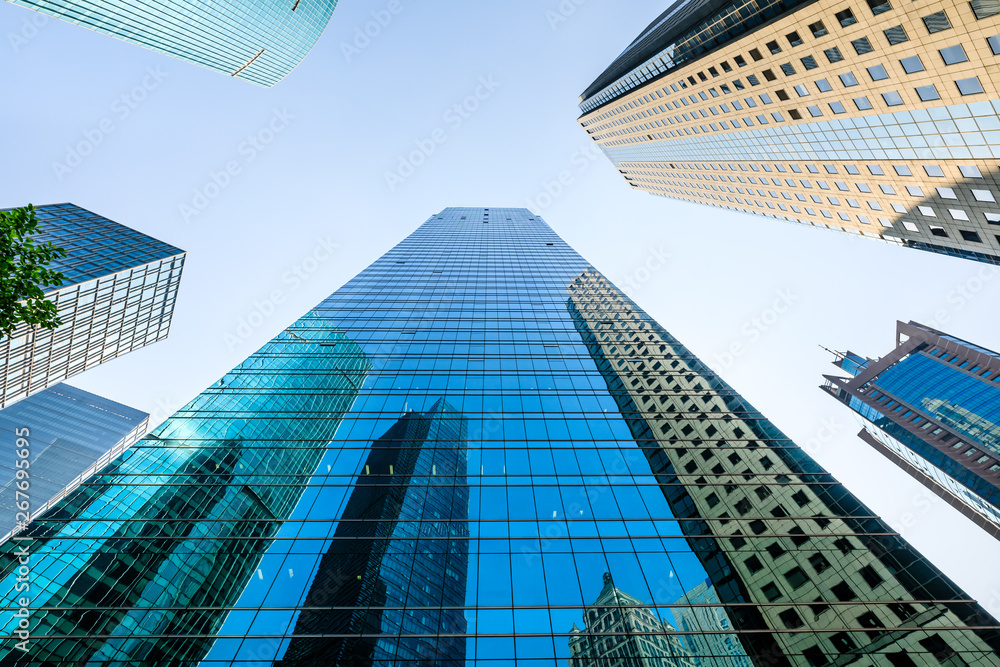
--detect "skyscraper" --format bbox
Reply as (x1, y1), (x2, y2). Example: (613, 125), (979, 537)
(0, 382), (148, 538)
(0, 203), (185, 409)
(579, 1), (1000, 264)
(3, 208), (1000, 665)
(4, 0), (339, 86)
(822, 320), (1000, 540)
(672, 578), (753, 666)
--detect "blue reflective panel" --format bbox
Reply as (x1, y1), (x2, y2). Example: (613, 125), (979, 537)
(2, 210), (999, 666)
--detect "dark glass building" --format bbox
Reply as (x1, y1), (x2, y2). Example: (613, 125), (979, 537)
(0, 203), (185, 409)
(823, 320), (1000, 540)
(0, 383), (148, 538)
(3, 209), (1000, 665)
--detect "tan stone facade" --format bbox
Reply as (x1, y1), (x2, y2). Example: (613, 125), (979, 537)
(579, 0), (1000, 264)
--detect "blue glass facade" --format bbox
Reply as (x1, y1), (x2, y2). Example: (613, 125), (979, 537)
(2, 211), (1000, 665)
(6, 0), (338, 86)
(0, 204), (185, 408)
(0, 383), (148, 537)
(824, 321), (1000, 539)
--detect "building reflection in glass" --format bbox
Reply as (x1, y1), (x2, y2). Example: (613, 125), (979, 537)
(672, 579), (753, 667)
(569, 571), (695, 666)
(0, 312), (370, 664)
(278, 398), (469, 666)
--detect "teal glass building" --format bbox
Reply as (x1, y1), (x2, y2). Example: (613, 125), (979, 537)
(5, 0), (339, 86)
(3, 209), (1000, 665)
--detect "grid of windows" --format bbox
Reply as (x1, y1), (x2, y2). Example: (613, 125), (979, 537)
(7, 0), (339, 86)
(3, 210), (999, 664)
(0, 204), (185, 408)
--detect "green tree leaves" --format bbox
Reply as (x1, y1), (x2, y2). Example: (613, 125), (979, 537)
(0, 205), (68, 339)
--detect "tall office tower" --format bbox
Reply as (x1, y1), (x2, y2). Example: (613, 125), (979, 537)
(279, 399), (469, 665)
(0, 382), (148, 537)
(4, 0), (338, 86)
(578, 1), (1000, 264)
(568, 572), (696, 666)
(0, 203), (184, 409)
(3, 209), (1000, 665)
(823, 320), (1000, 541)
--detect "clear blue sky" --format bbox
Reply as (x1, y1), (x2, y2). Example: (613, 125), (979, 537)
(2, 0), (999, 618)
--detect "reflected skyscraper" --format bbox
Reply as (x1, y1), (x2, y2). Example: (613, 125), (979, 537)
(3, 208), (1000, 665)
(279, 399), (469, 665)
(672, 580), (753, 667)
(569, 572), (694, 666)
(823, 320), (1000, 540)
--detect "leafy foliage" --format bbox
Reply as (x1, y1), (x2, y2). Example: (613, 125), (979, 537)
(0, 205), (68, 339)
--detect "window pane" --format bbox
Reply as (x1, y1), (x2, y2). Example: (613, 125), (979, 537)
(900, 56), (925, 73)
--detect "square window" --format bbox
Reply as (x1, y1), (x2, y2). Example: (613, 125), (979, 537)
(957, 77), (985, 95)
(985, 212), (1000, 223)
(918, 205), (936, 216)
(960, 165), (983, 178)
(880, 184), (897, 195)
(868, 165), (885, 175)
(961, 229), (983, 242)
(839, 72), (859, 87)
(801, 55), (819, 70)
(867, 64), (889, 80)
(950, 209), (970, 221)
(906, 185), (924, 196)
(744, 555), (764, 573)
(903, 221), (919, 231)
(825, 47), (845, 63)
(973, 0), (1000, 19)
(924, 165), (945, 177)
(854, 96), (873, 110)
(721, 61), (732, 72)
(973, 189), (996, 202)
(989, 35), (1000, 55)
(894, 164), (912, 176)
(789, 109), (802, 120)
(852, 37), (875, 55)
(829, 101), (847, 114)
(794, 84), (810, 97)
(787, 31), (803, 47)
(891, 203), (905, 213)
(771, 112), (784, 122)
(780, 62), (796, 76)
(916, 85), (940, 101)
(735, 54), (747, 66)
(810, 21), (828, 37)
(836, 8), (857, 27)
(922, 10), (952, 33)
(776, 89), (790, 101)
(815, 79), (833, 93)
(900, 55), (925, 73)
(750, 48), (763, 61)
(882, 91), (904, 106)
(940, 44), (970, 64)
(766, 40), (782, 54)
(884, 25), (909, 45)
(761, 582), (782, 601)
(867, 0), (892, 14)
(937, 187), (957, 199)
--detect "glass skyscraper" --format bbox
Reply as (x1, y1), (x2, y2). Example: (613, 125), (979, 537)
(0, 203), (185, 409)
(3, 208), (1000, 665)
(5, 0), (339, 86)
(0, 382), (148, 538)
(823, 320), (1000, 541)
(579, 1), (1000, 264)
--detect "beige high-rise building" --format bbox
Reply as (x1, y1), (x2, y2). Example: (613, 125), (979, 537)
(578, 0), (1000, 264)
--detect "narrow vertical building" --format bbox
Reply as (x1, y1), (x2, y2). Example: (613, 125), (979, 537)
(4, 0), (339, 85)
(0, 203), (185, 409)
(2, 209), (999, 665)
(579, 1), (1000, 264)
(823, 320), (1000, 540)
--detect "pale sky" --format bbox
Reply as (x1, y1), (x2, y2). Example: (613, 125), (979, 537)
(2, 0), (999, 619)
